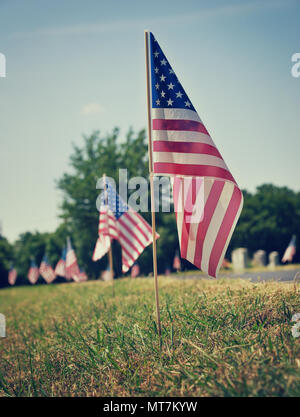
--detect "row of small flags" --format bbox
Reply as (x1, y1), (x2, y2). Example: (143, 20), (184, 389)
(8, 237), (88, 286)
(7, 246), (181, 286)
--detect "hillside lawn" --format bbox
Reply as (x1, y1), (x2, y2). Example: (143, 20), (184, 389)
(0, 276), (300, 397)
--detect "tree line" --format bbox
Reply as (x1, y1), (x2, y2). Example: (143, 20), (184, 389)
(1, 128), (299, 287)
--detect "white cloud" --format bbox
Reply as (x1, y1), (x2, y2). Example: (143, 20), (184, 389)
(81, 102), (103, 115)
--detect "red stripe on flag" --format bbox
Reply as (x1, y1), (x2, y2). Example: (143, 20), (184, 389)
(119, 231), (140, 255)
(121, 244), (136, 263)
(154, 163), (236, 183)
(99, 224), (118, 235)
(118, 218), (145, 248)
(193, 181), (225, 268)
(153, 119), (209, 135)
(130, 211), (153, 233)
(123, 214), (149, 242)
(208, 186), (242, 277)
(153, 141), (222, 158)
(180, 178), (203, 259)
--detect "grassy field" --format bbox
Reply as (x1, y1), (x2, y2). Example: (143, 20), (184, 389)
(0, 276), (300, 397)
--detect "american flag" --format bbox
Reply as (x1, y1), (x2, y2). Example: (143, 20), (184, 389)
(282, 235), (296, 263)
(92, 199), (119, 263)
(79, 269), (88, 282)
(73, 268), (88, 282)
(101, 264), (113, 281)
(173, 251), (181, 271)
(131, 262), (140, 278)
(54, 247), (66, 277)
(8, 264), (17, 286)
(93, 179), (156, 273)
(39, 255), (56, 284)
(65, 237), (80, 280)
(165, 265), (171, 276)
(27, 259), (39, 284)
(146, 32), (243, 278)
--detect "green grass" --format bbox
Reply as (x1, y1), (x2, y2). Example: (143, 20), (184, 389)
(0, 277), (300, 397)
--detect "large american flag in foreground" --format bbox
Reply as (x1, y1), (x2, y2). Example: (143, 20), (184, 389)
(39, 255), (56, 284)
(8, 264), (17, 286)
(27, 259), (39, 284)
(66, 237), (80, 280)
(147, 32), (243, 277)
(282, 235), (296, 263)
(93, 180), (155, 273)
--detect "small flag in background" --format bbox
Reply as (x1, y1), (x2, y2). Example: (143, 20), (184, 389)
(55, 247), (66, 277)
(173, 251), (181, 271)
(8, 264), (17, 286)
(146, 32), (243, 278)
(101, 263), (113, 281)
(164, 265), (171, 276)
(39, 255), (56, 284)
(27, 259), (39, 284)
(282, 235), (296, 263)
(92, 197), (118, 262)
(65, 237), (80, 280)
(93, 179), (157, 273)
(131, 262), (140, 278)
(79, 269), (88, 282)
(73, 268), (88, 283)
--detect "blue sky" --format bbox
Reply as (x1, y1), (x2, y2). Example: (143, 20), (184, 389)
(0, 0), (299, 242)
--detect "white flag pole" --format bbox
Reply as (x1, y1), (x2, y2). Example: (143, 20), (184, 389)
(144, 30), (162, 340)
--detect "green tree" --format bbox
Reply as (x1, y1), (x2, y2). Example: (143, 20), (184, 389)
(0, 236), (14, 287)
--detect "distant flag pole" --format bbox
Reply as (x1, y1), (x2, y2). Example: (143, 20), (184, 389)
(145, 30), (162, 339)
(103, 173), (115, 297)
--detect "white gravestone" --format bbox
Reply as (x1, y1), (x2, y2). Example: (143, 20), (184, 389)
(253, 250), (267, 267)
(268, 251), (279, 268)
(0, 314), (5, 338)
(232, 248), (248, 272)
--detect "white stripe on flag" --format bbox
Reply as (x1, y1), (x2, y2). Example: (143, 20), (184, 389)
(153, 152), (229, 170)
(152, 108), (202, 122)
(152, 130), (216, 146)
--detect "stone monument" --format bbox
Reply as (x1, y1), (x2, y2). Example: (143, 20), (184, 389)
(253, 250), (267, 267)
(268, 251), (279, 268)
(231, 248), (248, 272)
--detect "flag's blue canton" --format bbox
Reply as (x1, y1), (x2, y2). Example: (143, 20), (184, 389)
(42, 255), (50, 265)
(149, 32), (195, 111)
(31, 260), (37, 268)
(100, 181), (128, 219)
